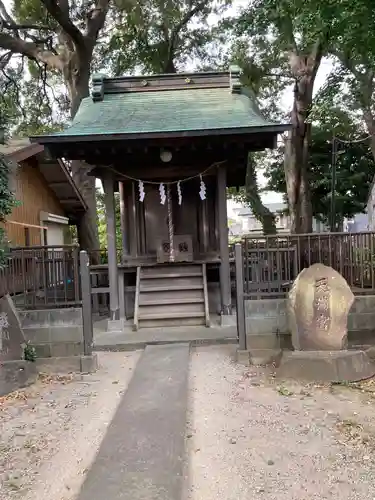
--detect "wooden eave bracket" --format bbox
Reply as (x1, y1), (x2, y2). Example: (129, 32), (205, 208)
(92, 73), (106, 102)
(230, 65), (242, 94)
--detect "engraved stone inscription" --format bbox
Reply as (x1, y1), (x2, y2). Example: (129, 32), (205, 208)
(0, 311), (9, 354)
(0, 295), (26, 362)
(314, 278), (331, 332)
(288, 264), (354, 351)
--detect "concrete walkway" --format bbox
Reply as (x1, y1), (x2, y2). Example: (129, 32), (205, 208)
(77, 344), (190, 500)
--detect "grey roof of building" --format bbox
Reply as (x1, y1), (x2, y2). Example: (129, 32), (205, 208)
(236, 202), (287, 217)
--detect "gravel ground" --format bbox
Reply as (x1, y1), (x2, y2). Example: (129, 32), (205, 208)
(184, 345), (375, 500)
(0, 351), (141, 500)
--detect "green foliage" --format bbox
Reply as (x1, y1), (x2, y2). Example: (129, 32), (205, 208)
(101, 0), (230, 75)
(23, 342), (37, 362)
(227, 153), (276, 234)
(0, 155), (16, 266)
(263, 117), (375, 226)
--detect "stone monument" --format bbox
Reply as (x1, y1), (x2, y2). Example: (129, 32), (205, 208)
(277, 264), (375, 382)
(288, 264), (354, 351)
(0, 294), (37, 396)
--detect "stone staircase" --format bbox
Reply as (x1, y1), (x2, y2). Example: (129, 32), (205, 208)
(133, 264), (210, 329)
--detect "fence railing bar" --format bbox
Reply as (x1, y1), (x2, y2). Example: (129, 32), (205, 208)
(241, 231), (375, 299)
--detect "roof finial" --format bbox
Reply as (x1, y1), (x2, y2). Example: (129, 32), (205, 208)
(230, 65), (242, 94)
(91, 74), (106, 102)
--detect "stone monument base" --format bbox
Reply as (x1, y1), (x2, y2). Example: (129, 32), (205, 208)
(276, 350), (375, 383)
(0, 360), (38, 397)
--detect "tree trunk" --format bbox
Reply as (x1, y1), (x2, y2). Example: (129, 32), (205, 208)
(244, 155), (276, 234)
(65, 59), (99, 254)
(363, 110), (375, 162)
(284, 69), (315, 234)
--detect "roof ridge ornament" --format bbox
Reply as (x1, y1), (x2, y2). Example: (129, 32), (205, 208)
(91, 73), (106, 102)
(230, 65), (242, 94)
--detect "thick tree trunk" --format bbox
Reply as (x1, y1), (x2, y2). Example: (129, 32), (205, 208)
(64, 58), (99, 255)
(284, 65), (315, 234)
(363, 110), (375, 162)
(65, 59), (99, 254)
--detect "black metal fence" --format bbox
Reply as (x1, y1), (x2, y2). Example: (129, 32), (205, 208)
(0, 245), (81, 309)
(240, 232), (375, 298)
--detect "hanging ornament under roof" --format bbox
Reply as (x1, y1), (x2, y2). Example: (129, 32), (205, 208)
(138, 180), (145, 202)
(159, 183), (166, 205)
(177, 181), (182, 205)
(199, 175), (206, 200)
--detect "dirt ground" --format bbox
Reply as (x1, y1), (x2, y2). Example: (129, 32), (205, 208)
(185, 346), (375, 500)
(3, 346), (375, 500)
(0, 351), (141, 500)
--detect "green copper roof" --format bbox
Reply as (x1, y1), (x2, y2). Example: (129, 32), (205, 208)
(33, 69), (288, 142)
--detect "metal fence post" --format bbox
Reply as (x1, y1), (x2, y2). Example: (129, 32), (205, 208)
(73, 245), (80, 303)
(80, 250), (93, 356)
(235, 243), (246, 351)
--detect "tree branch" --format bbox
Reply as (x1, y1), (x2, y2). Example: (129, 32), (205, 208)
(1, 20), (51, 31)
(170, 1), (207, 46)
(277, 11), (298, 54)
(166, 1), (208, 71)
(307, 38), (325, 76)
(86, 0), (110, 44)
(0, 0), (16, 26)
(40, 0), (84, 49)
(0, 32), (63, 70)
(0, 51), (11, 70)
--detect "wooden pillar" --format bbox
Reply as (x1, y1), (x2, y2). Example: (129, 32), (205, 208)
(103, 175), (120, 320)
(80, 250), (93, 355)
(201, 198), (209, 254)
(217, 165), (231, 314)
(235, 243), (246, 350)
(119, 181), (128, 262)
(130, 181), (138, 257)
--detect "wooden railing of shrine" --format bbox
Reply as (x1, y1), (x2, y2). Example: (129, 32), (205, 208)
(0, 245), (80, 309)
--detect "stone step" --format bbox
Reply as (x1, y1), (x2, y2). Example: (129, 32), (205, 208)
(140, 276), (203, 288)
(139, 302), (205, 316)
(139, 289), (204, 302)
(140, 284), (203, 292)
(140, 272), (202, 279)
(139, 297), (204, 306)
(139, 316), (206, 328)
(134, 264), (209, 329)
(141, 264), (202, 277)
(139, 311), (205, 320)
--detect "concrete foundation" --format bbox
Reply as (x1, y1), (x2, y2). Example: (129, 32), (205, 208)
(18, 307), (84, 356)
(0, 360), (38, 396)
(276, 350), (375, 383)
(16, 308), (97, 374)
(107, 318), (126, 333)
(242, 295), (375, 358)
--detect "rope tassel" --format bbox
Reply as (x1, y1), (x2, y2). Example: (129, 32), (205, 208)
(167, 185), (175, 262)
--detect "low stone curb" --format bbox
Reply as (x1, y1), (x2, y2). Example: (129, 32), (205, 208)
(36, 354), (98, 374)
(94, 336), (238, 352)
(0, 360), (38, 397)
